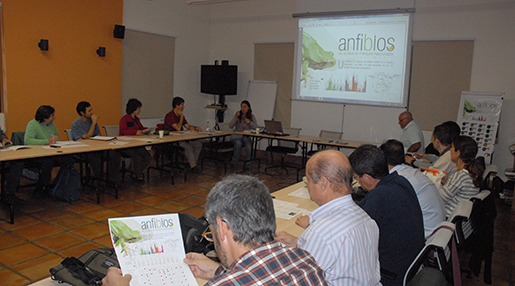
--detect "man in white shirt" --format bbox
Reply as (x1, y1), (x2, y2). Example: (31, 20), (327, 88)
(399, 111), (424, 153)
(381, 139), (445, 239)
(276, 150), (381, 286)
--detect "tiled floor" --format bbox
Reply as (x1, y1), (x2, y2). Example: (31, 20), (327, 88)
(0, 153), (514, 285)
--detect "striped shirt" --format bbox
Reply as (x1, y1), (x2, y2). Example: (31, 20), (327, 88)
(298, 195), (381, 286)
(440, 169), (479, 217)
(207, 241), (327, 286)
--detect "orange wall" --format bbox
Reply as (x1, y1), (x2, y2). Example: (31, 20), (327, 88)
(1, 0), (123, 138)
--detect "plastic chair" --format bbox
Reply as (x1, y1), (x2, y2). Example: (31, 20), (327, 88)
(403, 222), (456, 286)
(265, 127), (301, 175)
(65, 129), (73, 141)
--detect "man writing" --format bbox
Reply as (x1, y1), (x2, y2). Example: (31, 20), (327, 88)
(103, 175), (327, 286)
(349, 145), (425, 286)
(72, 101), (121, 186)
(163, 97), (203, 172)
(398, 111), (424, 153)
(275, 150), (381, 286)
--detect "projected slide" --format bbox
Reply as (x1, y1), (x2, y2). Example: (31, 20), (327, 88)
(295, 13), (412, 107)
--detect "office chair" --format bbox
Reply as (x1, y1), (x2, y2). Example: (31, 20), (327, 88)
(403, 222), (456, 286)
(265, 127), (301, 175)
(307, 130), (343, 157)
(201, 123), (233, 174)
(103, 125), (131, 183)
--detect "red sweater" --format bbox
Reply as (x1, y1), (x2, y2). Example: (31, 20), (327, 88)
(119, 114), (147, 135)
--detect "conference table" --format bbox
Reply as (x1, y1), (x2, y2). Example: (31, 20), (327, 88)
(29, 181), (315, 286)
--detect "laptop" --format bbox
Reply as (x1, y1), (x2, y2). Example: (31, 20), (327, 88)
(264, 120), (289, 136)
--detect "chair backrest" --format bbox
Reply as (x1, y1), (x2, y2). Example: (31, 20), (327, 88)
(278, 127), (301, 149)
(11, 131), (25, 145)
(64, 129), (73, 141)
(103, 125), (120, 136)
(447, 200), (473, 245)
(319, 130), (342, 139)
(403, 221), (455, 285)
(218, 122), (233, 132)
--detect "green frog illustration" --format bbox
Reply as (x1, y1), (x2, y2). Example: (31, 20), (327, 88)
(110, 220), (142, 253)
(302, 32), (336, 85)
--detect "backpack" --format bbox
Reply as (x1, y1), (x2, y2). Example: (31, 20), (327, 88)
(50, 248), (119, 286)
(179, 213), (214, 255)
(52, 164), (81, 204)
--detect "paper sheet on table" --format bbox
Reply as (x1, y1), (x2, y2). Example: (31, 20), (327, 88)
(134, 138), (159, 142)
(117, 136), (135, 140)
(108, 214), (196, 286)
(43, 141), (89, 149)
(0, 146), (30, 151)
(273, 199), (309, 220)
(288, 185), (310, 199)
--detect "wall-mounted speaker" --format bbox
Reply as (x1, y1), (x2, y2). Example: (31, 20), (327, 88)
(114, 25), (125, 39)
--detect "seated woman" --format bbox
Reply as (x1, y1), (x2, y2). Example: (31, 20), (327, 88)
(439, 135), (484, 217)
(25, 105), (75, 193)
(229, 100), (257, 163)
(119, 98), (152, 181)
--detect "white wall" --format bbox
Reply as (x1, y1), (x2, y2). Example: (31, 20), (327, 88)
(123, 0), (213, 127)
(124, 0), (515, 177)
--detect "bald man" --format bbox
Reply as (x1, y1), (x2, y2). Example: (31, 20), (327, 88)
(398, 111), (424, 153)
(276, 150), (381, 286)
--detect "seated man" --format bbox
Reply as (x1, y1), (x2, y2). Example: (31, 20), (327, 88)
(276, 150), (381, 286)
(163, 97), (203, 172)
(72, 101), (121, 185)
(102, 175), (328, 286)
(381, 139), (445, 239)
(398, 111), (424, 153)
(25, 105), (75, 193)
(0, 128), (25, 205)
(349, 145), (425, 286)
(409, 121), (460, 177)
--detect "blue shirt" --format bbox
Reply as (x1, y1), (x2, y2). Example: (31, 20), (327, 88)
(391, 164), (445, 239)
(71, 117), (100, 141)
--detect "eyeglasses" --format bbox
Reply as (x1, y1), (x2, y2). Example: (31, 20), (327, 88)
(202, 230), (213, 242)
(399, 118), (408, 122)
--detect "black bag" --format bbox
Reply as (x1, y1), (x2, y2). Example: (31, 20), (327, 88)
(52, 164), (81, 204)
(50, 248), (119, 286)
(179, 213), (214, 254)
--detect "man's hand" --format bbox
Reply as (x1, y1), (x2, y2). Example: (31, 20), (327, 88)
(48, 135), (59, 144)
(102, 267), (132, 286)
(176, 109), (184, 117)
(413, 152), (427, 160)
(275, 231), (298, 247)
(295, 215), (310, 229)
(183, 252), (219, 279)
(1, 138), (12, 148)
(91, 114), (99, 124)
(405, 156), (415, 165)
(136, 130), (143, 136)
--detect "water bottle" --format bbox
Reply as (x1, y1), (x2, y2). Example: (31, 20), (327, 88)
(206, 121), (211, 132)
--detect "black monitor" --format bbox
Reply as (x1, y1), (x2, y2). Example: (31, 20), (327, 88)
(201, 64), (238, 96)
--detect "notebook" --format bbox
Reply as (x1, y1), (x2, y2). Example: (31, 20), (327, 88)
(264, 120), (289, 136)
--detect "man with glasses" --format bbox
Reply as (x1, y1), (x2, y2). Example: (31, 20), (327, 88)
(398, 111), (424, 153)
(349, 145), (424, 286)
(276, 150), (381, 286)
(103, 175), (327, 286)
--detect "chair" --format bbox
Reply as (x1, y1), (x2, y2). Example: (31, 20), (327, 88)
(103, 125), (131, 182)
(265, 127), (301, 175)
(201, 123), (233, 174)
(403, 222), (456, 286)
(307, 130), (343, 156)
(65, 129), (73, 141)
(447, 199), (474, 246)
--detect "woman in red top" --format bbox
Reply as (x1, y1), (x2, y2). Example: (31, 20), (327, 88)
(118, 99), (152, 181)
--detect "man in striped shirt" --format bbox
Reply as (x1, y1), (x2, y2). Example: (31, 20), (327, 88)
(276, 150), (381, 286)
(103, 175), (328, 286)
